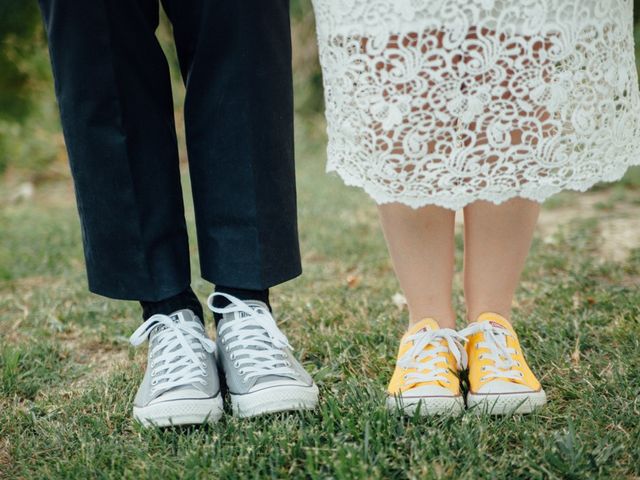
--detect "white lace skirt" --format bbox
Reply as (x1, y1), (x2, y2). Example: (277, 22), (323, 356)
(311, 0), (640, 209)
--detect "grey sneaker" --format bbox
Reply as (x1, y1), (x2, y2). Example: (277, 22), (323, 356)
(207, 293), (319, 418)
(129, 309), (224, 427)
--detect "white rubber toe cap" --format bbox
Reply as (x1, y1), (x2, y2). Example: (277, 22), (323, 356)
(387, 385), (464, 416)
(148, 387), (211, 405)
(397, 384), (458, 398)
(474, 380), (537, 395)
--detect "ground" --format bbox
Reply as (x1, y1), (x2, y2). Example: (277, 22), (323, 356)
(1, 125), (639, 479)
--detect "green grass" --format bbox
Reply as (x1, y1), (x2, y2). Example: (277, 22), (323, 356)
(1, 127), (640, 479)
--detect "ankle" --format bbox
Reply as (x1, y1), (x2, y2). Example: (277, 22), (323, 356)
(408, 310), (456, 329)
(139, 286), (203, 322)
(466, 307), (512, 324)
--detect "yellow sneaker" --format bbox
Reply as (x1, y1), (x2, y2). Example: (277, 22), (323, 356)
(386, 318), (466, 415)
(460, 313), (547, 415)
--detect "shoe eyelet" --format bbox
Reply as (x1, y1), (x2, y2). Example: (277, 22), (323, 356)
(221, 338), (226, 344)
(239, 369), (245, 375)
(225, 346), (229, 352)
(234, 361), (240, 368)
(152, 380), (158, 385)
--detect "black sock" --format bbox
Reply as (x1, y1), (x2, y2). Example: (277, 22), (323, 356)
(212, 285), (270, 324)
(140, 286), (204, 323)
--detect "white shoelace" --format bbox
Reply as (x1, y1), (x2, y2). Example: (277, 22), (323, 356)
(129, 314), (216, 395)
(399, 328), (468, 385)
(207, 293), (299, 383)
(458, 322), (524, 382)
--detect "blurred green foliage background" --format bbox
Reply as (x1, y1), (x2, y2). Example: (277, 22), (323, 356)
(0, 0), (639, 180)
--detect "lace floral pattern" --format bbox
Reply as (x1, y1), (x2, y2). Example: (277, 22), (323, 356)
(312, 0), (640, 209)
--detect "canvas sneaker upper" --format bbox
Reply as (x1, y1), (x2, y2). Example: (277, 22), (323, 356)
(207, 293), (315, 395)
(387, 318), (467, 398)
(129, 309), (220, 407)
(460, 312), (543, 395)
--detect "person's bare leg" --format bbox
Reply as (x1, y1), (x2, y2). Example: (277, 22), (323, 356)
(378, 203), (456, 328)
(462, 198), (540, 323)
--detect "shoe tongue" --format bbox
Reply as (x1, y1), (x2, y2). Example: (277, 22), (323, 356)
(148, 309), (208, 397)
(222, 301), (269, 323)
(151, 309), (201, 338)
(244, 300), (269, 310)
(406, 318), (440, 337)
(150, 309), (206, 359)
(170, 309), (198, 325)
(476, 312), (514, 334)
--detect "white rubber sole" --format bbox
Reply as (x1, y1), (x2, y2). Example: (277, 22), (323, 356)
(231, 383), (319, 418)
(133, 394), (224, 427)
(467, 389), (547, 415)
(386, 395), (465, 416)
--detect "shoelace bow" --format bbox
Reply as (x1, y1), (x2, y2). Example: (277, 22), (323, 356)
(458, 322), (524, 382)
(399, 328), (468, 385)
(207, 293), (299, 383)
(129, 314), (215, 395)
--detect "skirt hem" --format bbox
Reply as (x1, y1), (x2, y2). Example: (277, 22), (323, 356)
(326, 160), (640, 211)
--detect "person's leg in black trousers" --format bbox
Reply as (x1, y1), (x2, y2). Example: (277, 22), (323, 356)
(38, 0), (316, 425)
(161, 0), (300, 320)
(163, 0), (300, 292)
(39, 0), (301, 310)
(161, 3), (316, 416)
(38, 0), (191, 302)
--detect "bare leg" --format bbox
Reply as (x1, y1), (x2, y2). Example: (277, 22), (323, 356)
(378, 203), (457, 328)
(462, 198), (540, 323)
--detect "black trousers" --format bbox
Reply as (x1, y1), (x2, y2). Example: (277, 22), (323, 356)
(38, 0), (301, 301)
